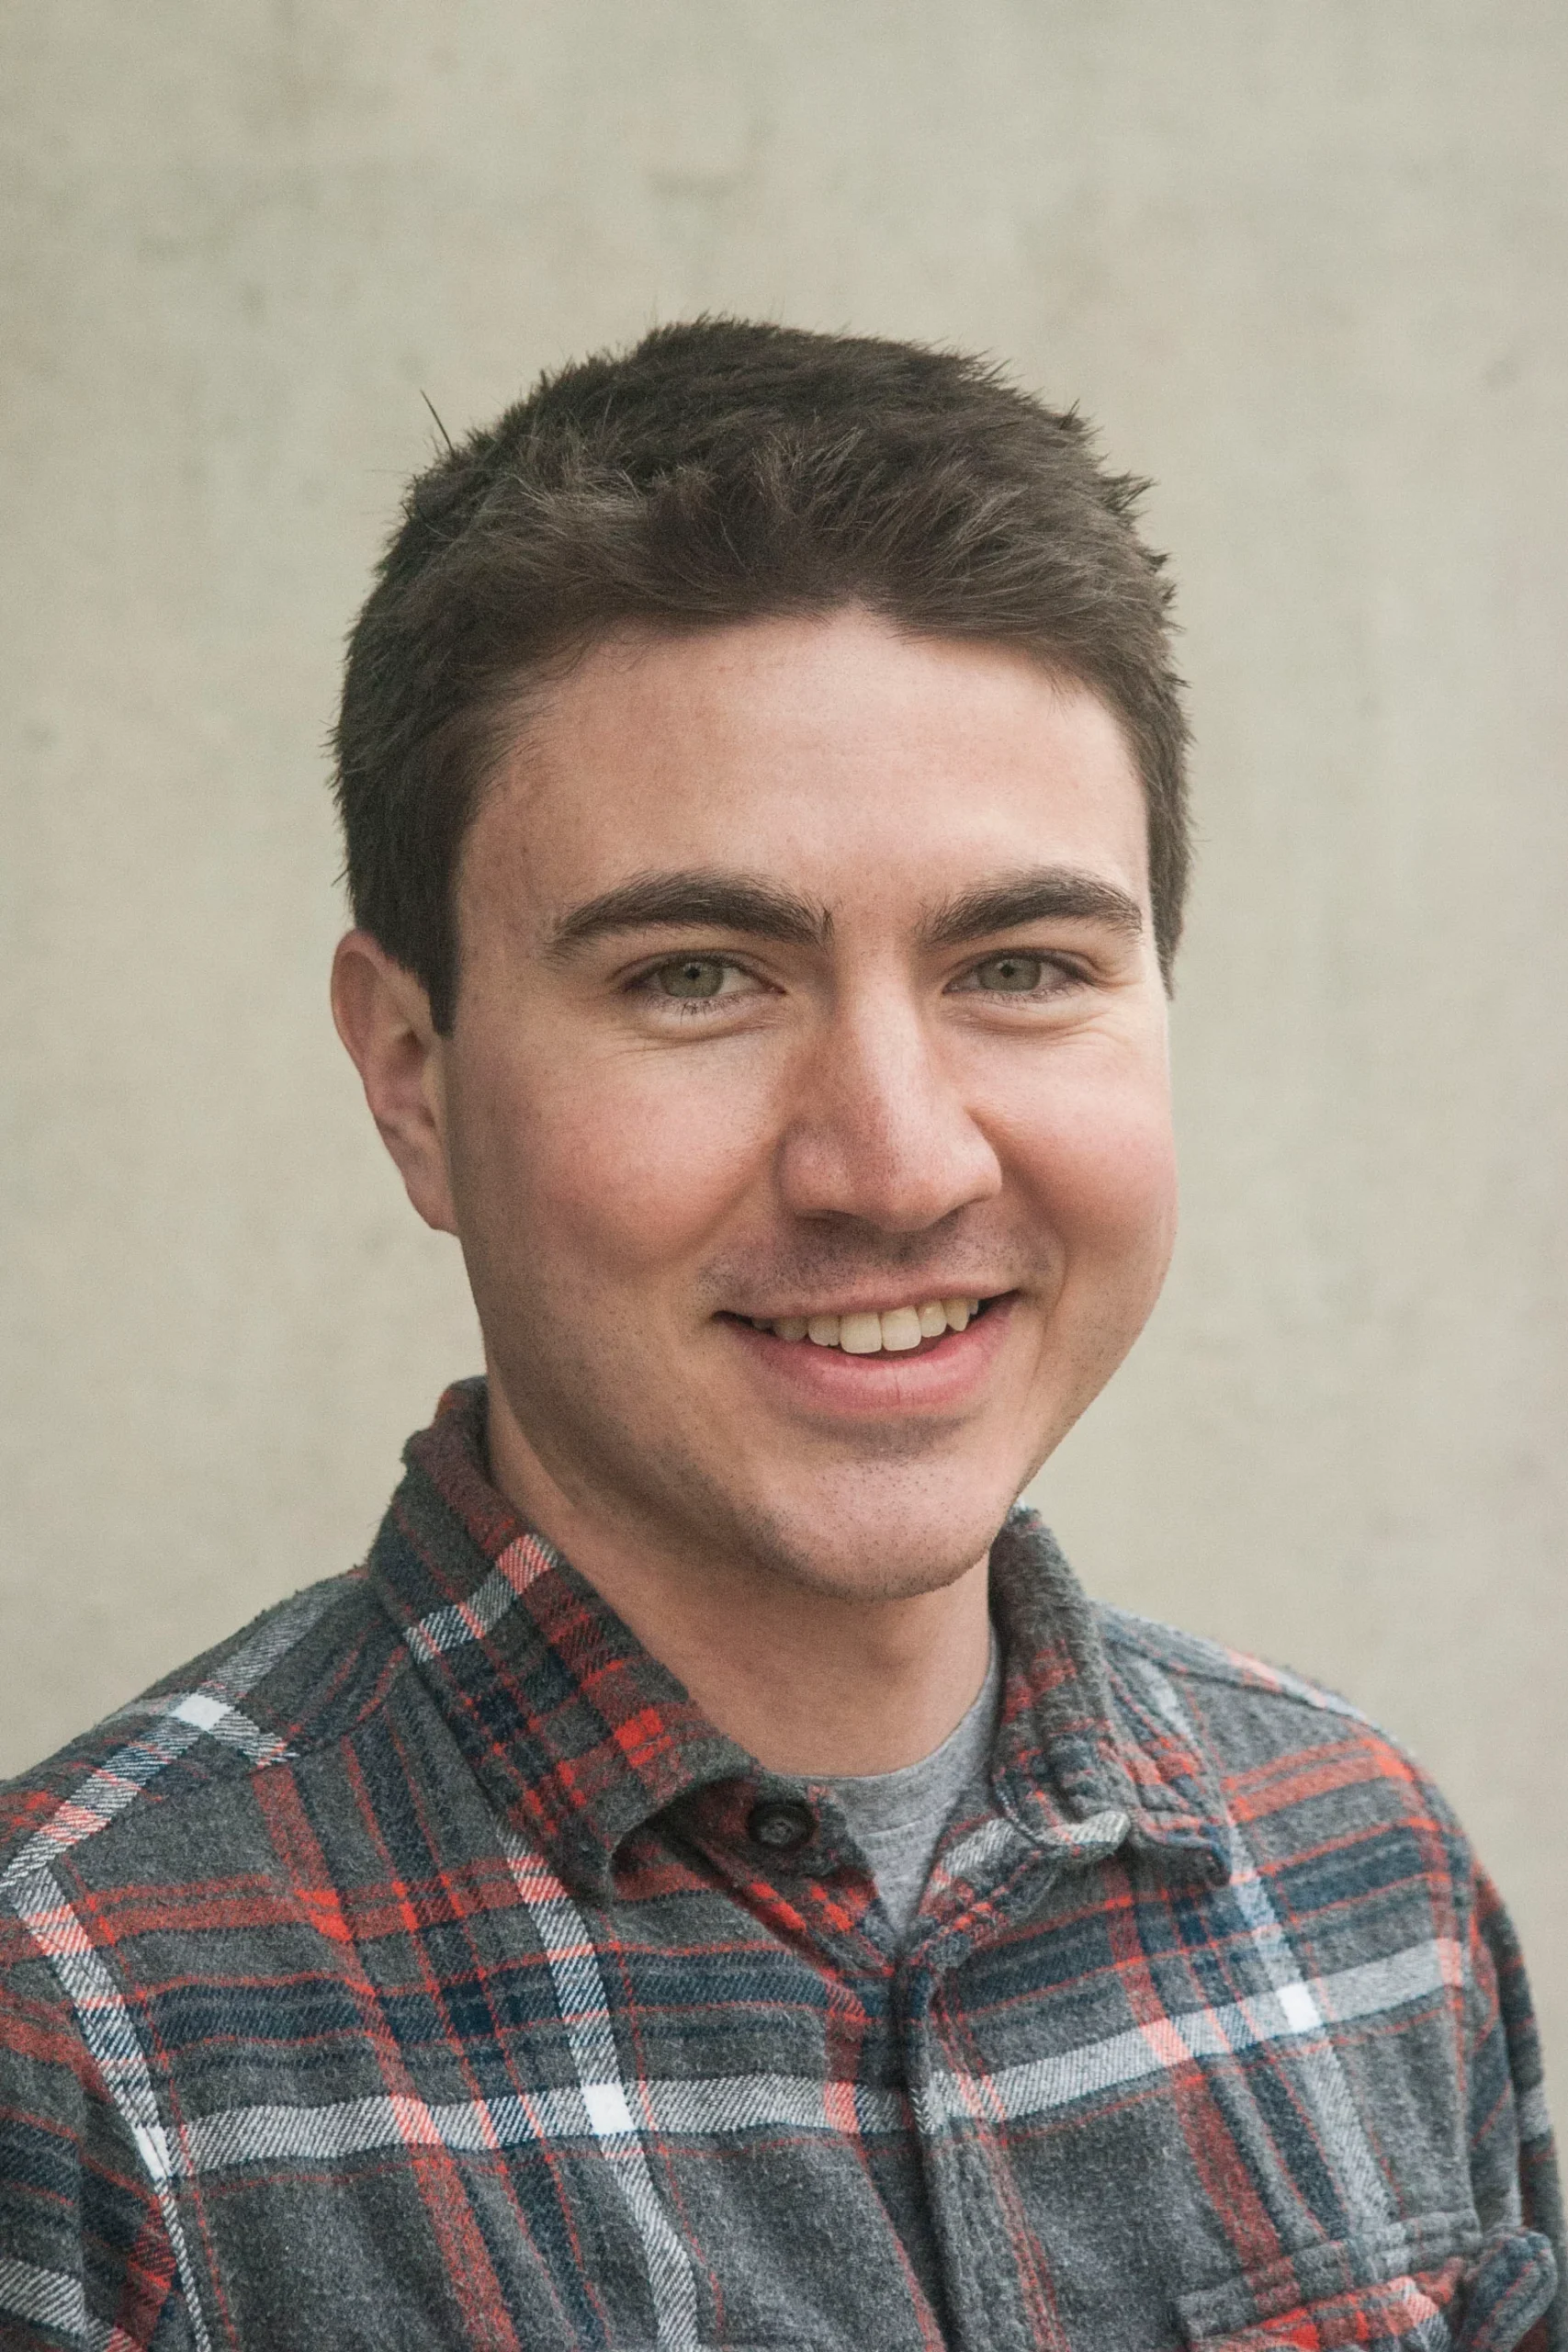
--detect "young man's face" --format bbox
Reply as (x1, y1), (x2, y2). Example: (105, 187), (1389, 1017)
(416, 611), (1177, 1601)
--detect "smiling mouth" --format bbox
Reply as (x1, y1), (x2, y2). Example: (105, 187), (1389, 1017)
(724, 1295), (1003, 1356)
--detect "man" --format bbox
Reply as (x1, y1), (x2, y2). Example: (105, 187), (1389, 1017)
(0, 322), (1559, 2352)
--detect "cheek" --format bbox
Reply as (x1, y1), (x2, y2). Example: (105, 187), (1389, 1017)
(457, 1035), (777, 1288)
(1009, 1063), (1179, 1272)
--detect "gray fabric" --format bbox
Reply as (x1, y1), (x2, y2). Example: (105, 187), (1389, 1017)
(0, 1396), (1561, 2352)
(811, 1630), (1001, 1943)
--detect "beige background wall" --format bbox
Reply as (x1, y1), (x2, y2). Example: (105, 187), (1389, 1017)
(3, 3), (1563, 2082)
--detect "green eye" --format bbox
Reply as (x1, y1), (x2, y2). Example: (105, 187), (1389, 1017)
(655, 958), (728, 1000)
(972, 954), (1045, 992)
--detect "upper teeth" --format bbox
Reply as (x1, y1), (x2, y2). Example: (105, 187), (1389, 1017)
(750, 1299), (982, 1352)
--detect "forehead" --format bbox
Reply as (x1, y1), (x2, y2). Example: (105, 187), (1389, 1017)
(465, 610), (1150, 922)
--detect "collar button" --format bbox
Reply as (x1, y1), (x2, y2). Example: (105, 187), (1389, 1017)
(747, 1798), (815, 1857)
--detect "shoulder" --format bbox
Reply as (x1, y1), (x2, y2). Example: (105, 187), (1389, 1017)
(0, 1584), (412, 2347)
(1098, 1600), (1373, 1726)
(1096, 1600), (1470, 1860)
(0, 1567), (402, 1892)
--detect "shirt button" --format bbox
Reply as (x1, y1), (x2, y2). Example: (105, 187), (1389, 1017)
(746, 1799), (815, 1857)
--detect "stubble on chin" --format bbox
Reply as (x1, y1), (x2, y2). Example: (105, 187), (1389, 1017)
(635, 1429), (1014, 1606)
(491, 1335), (1004, 1604)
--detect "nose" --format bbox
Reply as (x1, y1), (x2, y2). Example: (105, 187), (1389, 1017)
(775, 985), (1003, 1234)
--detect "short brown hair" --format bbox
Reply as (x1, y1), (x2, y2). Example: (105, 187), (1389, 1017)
(334, 320), (1189, 1030)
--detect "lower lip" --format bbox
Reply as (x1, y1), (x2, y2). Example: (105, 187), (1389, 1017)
(724, 1295), (1016, 1419)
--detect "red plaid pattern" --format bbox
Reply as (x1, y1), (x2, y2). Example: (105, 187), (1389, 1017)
(1, 1379), (1561, 2350)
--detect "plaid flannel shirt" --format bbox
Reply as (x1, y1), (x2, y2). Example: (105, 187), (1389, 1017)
(1, 1379), (1561, 2352)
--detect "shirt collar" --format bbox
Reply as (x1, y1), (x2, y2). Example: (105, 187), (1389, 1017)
(369, 1379), (1230, 1900)
(985, 1508), (1231, 1877)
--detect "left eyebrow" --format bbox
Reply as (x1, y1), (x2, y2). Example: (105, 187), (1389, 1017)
(920, 866), (1145, 951)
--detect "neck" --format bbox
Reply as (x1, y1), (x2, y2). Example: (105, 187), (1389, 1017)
(483, 1393), (994, 1778)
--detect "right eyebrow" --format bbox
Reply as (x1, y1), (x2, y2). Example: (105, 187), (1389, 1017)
(543, 868), (832, 958)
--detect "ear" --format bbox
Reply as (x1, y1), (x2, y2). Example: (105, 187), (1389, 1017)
(331, 932), (458, 1235)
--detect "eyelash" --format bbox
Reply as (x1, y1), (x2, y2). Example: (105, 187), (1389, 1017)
(626, 957), (766, 1014)
(950, 953), (1089, 1001)
(627, 951), (1091, 1013)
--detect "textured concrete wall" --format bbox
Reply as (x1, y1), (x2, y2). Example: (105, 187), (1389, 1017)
(3, 3), (1564, 2078)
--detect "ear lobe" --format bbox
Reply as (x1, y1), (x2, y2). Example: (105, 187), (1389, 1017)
(330, 932), (458, 1236)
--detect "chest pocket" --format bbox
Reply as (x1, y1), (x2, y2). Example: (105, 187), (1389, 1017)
(1177, 2225), (1558, 2352)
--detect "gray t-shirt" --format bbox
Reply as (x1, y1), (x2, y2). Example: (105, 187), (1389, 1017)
(814, 1632), (1001, 1945)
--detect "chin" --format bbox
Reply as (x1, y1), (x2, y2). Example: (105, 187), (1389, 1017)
(740, 1467), (1021, 1604)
